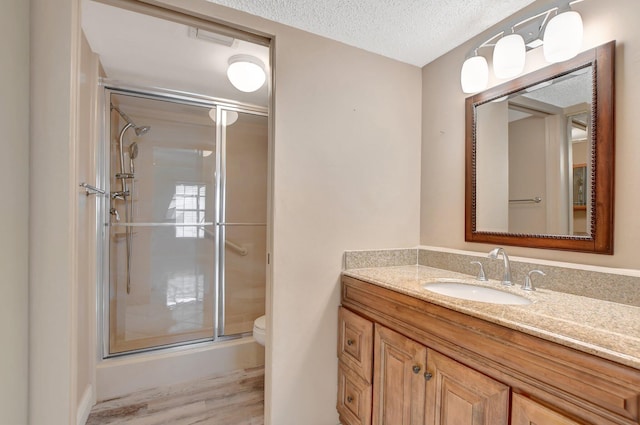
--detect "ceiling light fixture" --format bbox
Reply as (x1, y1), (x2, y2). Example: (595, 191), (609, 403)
(460, 1), (584, 94)
(227, 55), (266, 93)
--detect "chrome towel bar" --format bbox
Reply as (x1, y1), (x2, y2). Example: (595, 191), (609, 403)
(509, 196), (542, 204)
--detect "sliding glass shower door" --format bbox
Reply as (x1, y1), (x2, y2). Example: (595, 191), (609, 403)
(104, 89), (266, 356)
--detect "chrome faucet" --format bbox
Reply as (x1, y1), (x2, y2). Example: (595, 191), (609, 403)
(110, 190), (129, 200)
(522, 270), (545, 291)
(470, 261), (488, 281)
(488, 247), (512, 286)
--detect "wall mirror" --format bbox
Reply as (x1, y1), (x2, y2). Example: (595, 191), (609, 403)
(465, 41), (615, 253)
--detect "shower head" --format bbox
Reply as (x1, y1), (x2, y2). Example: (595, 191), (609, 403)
(129, 142), (139, 160)
(111, 104), (151, 137)
(134, 125), (151, 136)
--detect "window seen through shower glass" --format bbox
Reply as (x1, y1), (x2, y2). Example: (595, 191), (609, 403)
(169, 183), (207, 238)
(107, 93), (267, 355)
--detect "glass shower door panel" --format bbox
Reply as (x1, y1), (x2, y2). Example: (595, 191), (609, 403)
(109, 225), (215, 353)
(224, 225), (266, 335)
(222, 111), (268, 336)
(108, 94), (217, 354)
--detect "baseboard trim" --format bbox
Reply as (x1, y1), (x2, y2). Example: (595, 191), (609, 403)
(76, 384), (94, 425)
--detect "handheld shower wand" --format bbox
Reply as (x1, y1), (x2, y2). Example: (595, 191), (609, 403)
(110, 104), (151, 294)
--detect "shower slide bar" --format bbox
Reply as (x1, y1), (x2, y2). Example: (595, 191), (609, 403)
(79, 182), (106, 196)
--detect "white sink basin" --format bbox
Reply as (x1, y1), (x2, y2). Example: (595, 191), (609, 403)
(423, 280), (531, 305)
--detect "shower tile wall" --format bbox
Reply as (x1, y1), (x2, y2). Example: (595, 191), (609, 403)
(108, 95), (266, 354)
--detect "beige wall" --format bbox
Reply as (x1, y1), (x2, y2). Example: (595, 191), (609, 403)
(0, 0), (29, 423)
(421, 0), (640, 269)
(476, 101), (509, 232)
(30, 0), (80, 422)
(76, 31), (101, 418)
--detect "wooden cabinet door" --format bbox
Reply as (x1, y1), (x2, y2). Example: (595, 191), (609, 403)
(373, 324), (427, 425)
(512, 393), (586, 425)
(425, 349), (509, 425)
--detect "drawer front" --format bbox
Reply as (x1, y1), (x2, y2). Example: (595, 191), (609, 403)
(339, 307), (374, 382)
(512, 393), (585, 425)
(338, 361), (372, 425)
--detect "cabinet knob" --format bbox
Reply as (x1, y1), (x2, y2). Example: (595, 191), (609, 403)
(346, 339), (354, 346)
(412, 365), (421, 374)
(424, 372), (433, 381)
(346, 395), (354, 403)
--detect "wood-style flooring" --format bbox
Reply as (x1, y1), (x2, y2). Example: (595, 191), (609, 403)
(86, 367), (264, 425)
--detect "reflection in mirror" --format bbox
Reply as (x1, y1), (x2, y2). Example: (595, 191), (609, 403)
(475, 67), (592, 237)
(465, 41), (615, 254)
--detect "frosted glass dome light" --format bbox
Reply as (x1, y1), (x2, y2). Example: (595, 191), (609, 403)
(460, 56), (489, 93)
(493, 34), (526, 79)
(543, 10), (583, 63)
(227, 55), (266, 93)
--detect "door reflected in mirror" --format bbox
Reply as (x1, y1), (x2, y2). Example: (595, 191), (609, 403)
(465, 41), (615, 254)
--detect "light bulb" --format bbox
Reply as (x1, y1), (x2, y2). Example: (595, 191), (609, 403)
(543, 10), (583, 63)
(493, 34), (526, 79)
(460, 56), (489, 93)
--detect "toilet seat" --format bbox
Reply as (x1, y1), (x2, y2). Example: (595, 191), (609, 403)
(253, 315), (266, 346)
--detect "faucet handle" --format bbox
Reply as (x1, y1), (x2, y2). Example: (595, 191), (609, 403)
(470, 261), (488, 281)
(522, 270), (545, 291)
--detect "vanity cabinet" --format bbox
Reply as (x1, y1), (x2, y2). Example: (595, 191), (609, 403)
(339, 275), (640, 425)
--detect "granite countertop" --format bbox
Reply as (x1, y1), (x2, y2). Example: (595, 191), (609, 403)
(343, 265), (640, 370)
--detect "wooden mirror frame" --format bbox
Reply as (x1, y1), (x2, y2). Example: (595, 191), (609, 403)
(465, 41), (615, 254)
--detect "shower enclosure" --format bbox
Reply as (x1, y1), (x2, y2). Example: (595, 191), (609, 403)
(101, 86), (267, 356)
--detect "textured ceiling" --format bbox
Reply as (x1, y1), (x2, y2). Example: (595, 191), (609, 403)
(206, 0), (539, 67)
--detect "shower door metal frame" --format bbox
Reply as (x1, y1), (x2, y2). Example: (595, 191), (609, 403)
(98, 81), (268, 358)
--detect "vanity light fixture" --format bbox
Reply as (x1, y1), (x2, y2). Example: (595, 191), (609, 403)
(460, 1), (585, 93)
(226, 55), (266, 93)
(493, 33), (526, 79)
(460, 53), (489, 94)
(543, 8), (583, 63)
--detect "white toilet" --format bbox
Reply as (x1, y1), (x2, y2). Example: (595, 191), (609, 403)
(253, 315), (266, 346)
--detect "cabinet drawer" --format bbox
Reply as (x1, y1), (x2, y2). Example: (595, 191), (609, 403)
(338, 361), (372, 425)
(512, 393), (586, 425)
(339, 306), (373, 382)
